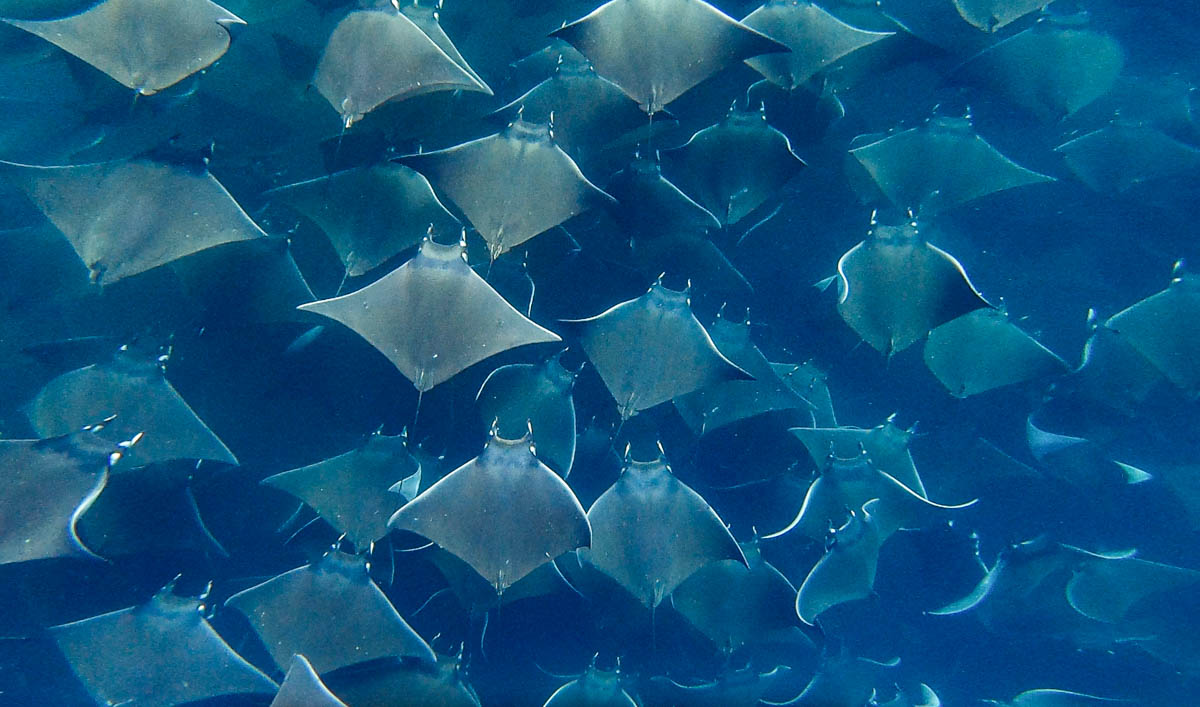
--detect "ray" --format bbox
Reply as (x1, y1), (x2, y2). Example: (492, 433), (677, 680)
(954, 16), (1124, 122)
(848, 117), (1054, 215)
(52, 580), (276, 707)
(551, 0), (789, 113)
(649, 665), (790, 707)
(0, 424), (126, 564)
(661, 104), (805, 227)
(265, 164), (460, 277)
(313, 6), (491, 128)
(400, 119), (615, 260)
(1101, 267), (1200, 396)
(953, 0), (1049, 31)
(580, 449), (746, 607)
(781, 646), (898, 706)
(1065, 554), (1200, 626)
(423, 545), (569, 613)
(628, 231), (756, 303)
(0, 157), (267, 286)
(605, 154), (722, 241)
(225, 548), (436, 675)
(261, 431), (421, 551)
(790, 415), (926, 496)
(670, 537), (803, 653)
(741, 0), (894, 91)
(567, 279), (750, 419)
(4, 0), (244, 94)
(271, 654), (347, 707)
(985, 688), (1133, 706)
(323, 651), (481, 707)
(772, 360), (837, 428)
(26, 345), (238, 468)
(399, 0), (490, 92)
(924, 308), (1069, 397)
(795, 499), (887, 624)
(545, 662), (638, 707)
(1065, 318), (1169, 413)
(835, 213), (991, 355)
(476, 351), (577, 477)
(297, 236), (561, 392)
(874, 683), (942, 707)
(170, 236), (317, 326)
(389, 427), (590, 593)
(1056, 122), (1200, 194)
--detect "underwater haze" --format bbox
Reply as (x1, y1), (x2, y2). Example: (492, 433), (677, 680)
(0, 0), (1198, 705)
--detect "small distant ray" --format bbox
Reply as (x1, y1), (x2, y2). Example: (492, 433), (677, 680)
(953, 0), (1050, 31)
(790, 415), (926, 497)
(27, 345), (238, 468)
(401, 119), (616, 260)
(835, 213), (991, 355)
(954, 15), (1124, 122)
(313, 6), (491, 128)
(323, 651), (481, 707)
(796, 499), (887, 624)
(297, 237), (561, 393)
(4, 0), (244, 94)
(983, 688), (1134, 706)
(924, 308), (1069, 397)
(52, 580), (277, 707)
(262, 431), (422, 550)
(0, 158), (267, 286)
(270, 655), (346, 707)
(567, 279), (751, 419)
(389, 427), (590, 594)
(848, 116), (1054, 216)
(544, 661), (638, 707)
(225, 549), (437, 675)
(551, 0), (789, 114)
(581, 449), (746, 608)
(476, 352), (578, 477)
(265, 164), (460, 277)
(1105, 267), (1200, 397)
(1055, 121), (1200, 195)
(741, 0), (894, 91)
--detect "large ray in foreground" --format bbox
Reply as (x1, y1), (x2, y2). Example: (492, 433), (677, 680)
(297, 237), (561, 392)
(4, 0), (244, 94)
(552, 0), (789, 113)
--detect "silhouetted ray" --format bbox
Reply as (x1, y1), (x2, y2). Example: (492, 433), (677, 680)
(984, 688), (1132, 706)
(954, 16), (1124, 121)
(0, 424), (125, 564)
(568, 279), (750, 419)
(390, 428), (589, 593)
(262, 431), (421, 550)
(0, 158), (267, 286)
(313, 6), (491, 128)
(171, 236), (317, 326)
(266, 165), (460, 277)
(671, 538), (803, 653)
(324, 652), (481, 707)
(1106, 267), (1200, 396)
(581, 449), (745, 607)
(835, 214), (990, 355)
(225, 549), (436, 674)
(742, 0), (893, 90)
(271, 654), (346, 707)
(52, 580), (276, 706)
(791, 416), (924, 495)
(4, 0), (243, 94)
(661, 104), (804, 226)
(27, 346), (238, 468)
(298, 237), (561, 392)
(1056, 122), (1200, 194)
(953, 0), (1049, 31)
(401, 119), (615, 259)
(552, 0), (789, 113)
(476, 352), (577, 477)
(605, 154), (721, 241)
(848, 117), (1054, 215)
(924, 308), (1069, 397)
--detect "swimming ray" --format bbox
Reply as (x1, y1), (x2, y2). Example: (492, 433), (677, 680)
(875, 683), (942, 707)
(270, 655), (346, 707)
(953, 0), (1050, 31)
(984, 688), (1133, 706)
(4, 0), (244, 94)
(1066, 318), (1169, 413)
(649, 665), (790, 707)
(544, 661), (638, 707)
(26, 345), (238, 468)
(567, 279), (751, 419)
(605, 154), (722, 241)
(741, 0), (894, 91)
(795, 499), (887, 624)
(1065, 554), (1200, 626)
(782, 646), (898, 706)
(1056, 122), (1200, 194)
(225, 548), (436, 675)
(297, 236), (561, 392)
(580, 448), (746, 607)
(265, 164), (460, 277)
(551, 0), (789, 113)
(323, 651), (481, 707)
(1105, 266), (1200, 396)
(476, 351), (577, 477)
(772, 360), (837, 428)
(262, 431), (421, 550)
(790, 416), (926, 497)
(661, 104), (805, 227)
(170, 236), (317, 326)
(52, 580), (276, 707)
(389, 427), (590, 593)
(401, 119), (616, 260)
(0, 157), (267, 286)
(954, 15), (1124, 122)
(313, 6), (491, 128)
(924, 308), (1069, 397)
(835, 213), (991, 355)
(848, 117), (1054, 215)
